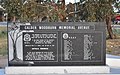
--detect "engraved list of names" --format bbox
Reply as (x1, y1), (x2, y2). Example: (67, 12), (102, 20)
(62, 32), (103, 62)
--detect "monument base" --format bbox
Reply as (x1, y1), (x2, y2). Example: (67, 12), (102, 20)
(5, 66), (110, 74)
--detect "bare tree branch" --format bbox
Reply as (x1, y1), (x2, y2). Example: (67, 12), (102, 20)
(16, 30), (22, 39)
(15, 34), (22, 45)
(9, 32), (15, 45)
(13, 29), (17, 39)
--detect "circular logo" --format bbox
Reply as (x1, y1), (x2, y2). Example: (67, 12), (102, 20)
(63, 33), (68, 39)
(24, 34), (31, 41)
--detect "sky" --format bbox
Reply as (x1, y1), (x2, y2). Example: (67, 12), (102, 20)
(54, 0), (80, 4)
(65, 0), (80, 4)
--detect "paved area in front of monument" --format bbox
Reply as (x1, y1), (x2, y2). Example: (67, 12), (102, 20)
(0, 69), (4, 75)
(1, 67), (120, 75)
(1, 54), (120, 75)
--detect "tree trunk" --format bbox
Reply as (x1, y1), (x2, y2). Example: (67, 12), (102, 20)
(11, 43), (20, 61)
(106, 15), (115, 39)
(13, 44), (17, 59)
(13, 16), (16, 22)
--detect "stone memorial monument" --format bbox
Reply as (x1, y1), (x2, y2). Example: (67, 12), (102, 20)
(5, 22), (110, 74)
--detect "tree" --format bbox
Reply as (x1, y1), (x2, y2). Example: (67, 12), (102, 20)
(8, 22), (32, 65)
(8, 23), (22, 61)
(21, 0), (38, 22)
(48, 0), (66, 22)
(78, 0), (117, 39)
(2, 0), (66, 22)
(66, 3), (75, 22)
(3, 0), (22, 22)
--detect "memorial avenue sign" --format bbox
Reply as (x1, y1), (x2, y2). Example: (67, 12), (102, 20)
(8, 22), (106, 66)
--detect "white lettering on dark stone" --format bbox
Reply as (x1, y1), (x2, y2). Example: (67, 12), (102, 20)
(33, 39), (54, 44)
(84, 35), (94, 60)
(31, 34), (57, 38)
(25, 52), (55, 60)
(64, 40), (73, 60)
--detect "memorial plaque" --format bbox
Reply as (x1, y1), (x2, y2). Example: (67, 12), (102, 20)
(8, 22), (106, 66)
(23, 32), (58, 62)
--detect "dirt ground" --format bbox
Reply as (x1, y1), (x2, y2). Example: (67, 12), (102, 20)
(106, 39), (120, 56)
(0, 55), (7, 68)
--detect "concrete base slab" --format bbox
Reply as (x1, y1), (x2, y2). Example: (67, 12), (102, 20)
(5, 66), (110, 74)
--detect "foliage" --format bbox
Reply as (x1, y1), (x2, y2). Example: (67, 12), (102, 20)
(21, 0), (38, 22)
(78, 0), (115, 22)
(48, 2), (66, 22)
(3, 0), (22, 21)
(76, 0), (119, 39)
(2, 0), (66, 22)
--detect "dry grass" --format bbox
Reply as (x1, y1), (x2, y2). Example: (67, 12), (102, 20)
(0, 38), (7, 55)
(0, 26), (7, 31)
(0, 26), (7, 56)
(106, 39), (120, 56)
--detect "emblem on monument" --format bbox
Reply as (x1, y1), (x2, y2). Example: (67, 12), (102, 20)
(63, 33), (68, 39)
(24, 34), (31, 41)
